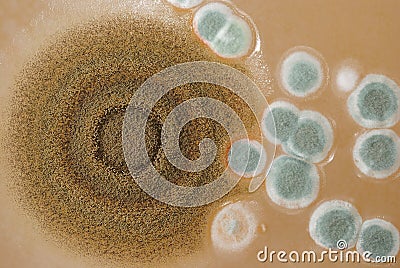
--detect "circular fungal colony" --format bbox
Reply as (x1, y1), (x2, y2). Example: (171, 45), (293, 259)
(336, 65), (360, 92)
(284, 110), (334, 163)
(228, 139), (268, 178)
(8, 0), (267, 265)
(211, 202), (258, 252)
(353, 129), (400, 179)
(356, 219), (400, 261)
(309, 200), (362, 249)
(347, 74), (400, 128)
(262, 101), (300, 145)
(279, 47), (327, 98)
(266, 155), (320, 209)
(193, 2), (255, 58)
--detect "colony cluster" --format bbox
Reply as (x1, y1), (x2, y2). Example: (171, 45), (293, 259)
(165, 0), (400, 259)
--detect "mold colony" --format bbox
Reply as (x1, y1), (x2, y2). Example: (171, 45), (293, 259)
(347, 74), (400, 129)
(353, 129), (400, 179)
(283, 110), (333, 163)
(8, 1), (265, 266)
(262, 101), (300, 145)
(309, 200), (362, 249)
(261, 100), (332, 211)
(193, 2), (255, 58)
(228, 139), (267, 178)
(336, 65), (360, 92)
(7, 0), (274, 266)
(266, 155), (319, 209)
(279, 47), (328, 98)
(357, 218), (400, 261)
(211, 202), (258, 252)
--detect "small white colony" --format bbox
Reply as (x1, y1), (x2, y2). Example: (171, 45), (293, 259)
(211, 202), (258, 252)
(336, 65), (360, 92)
